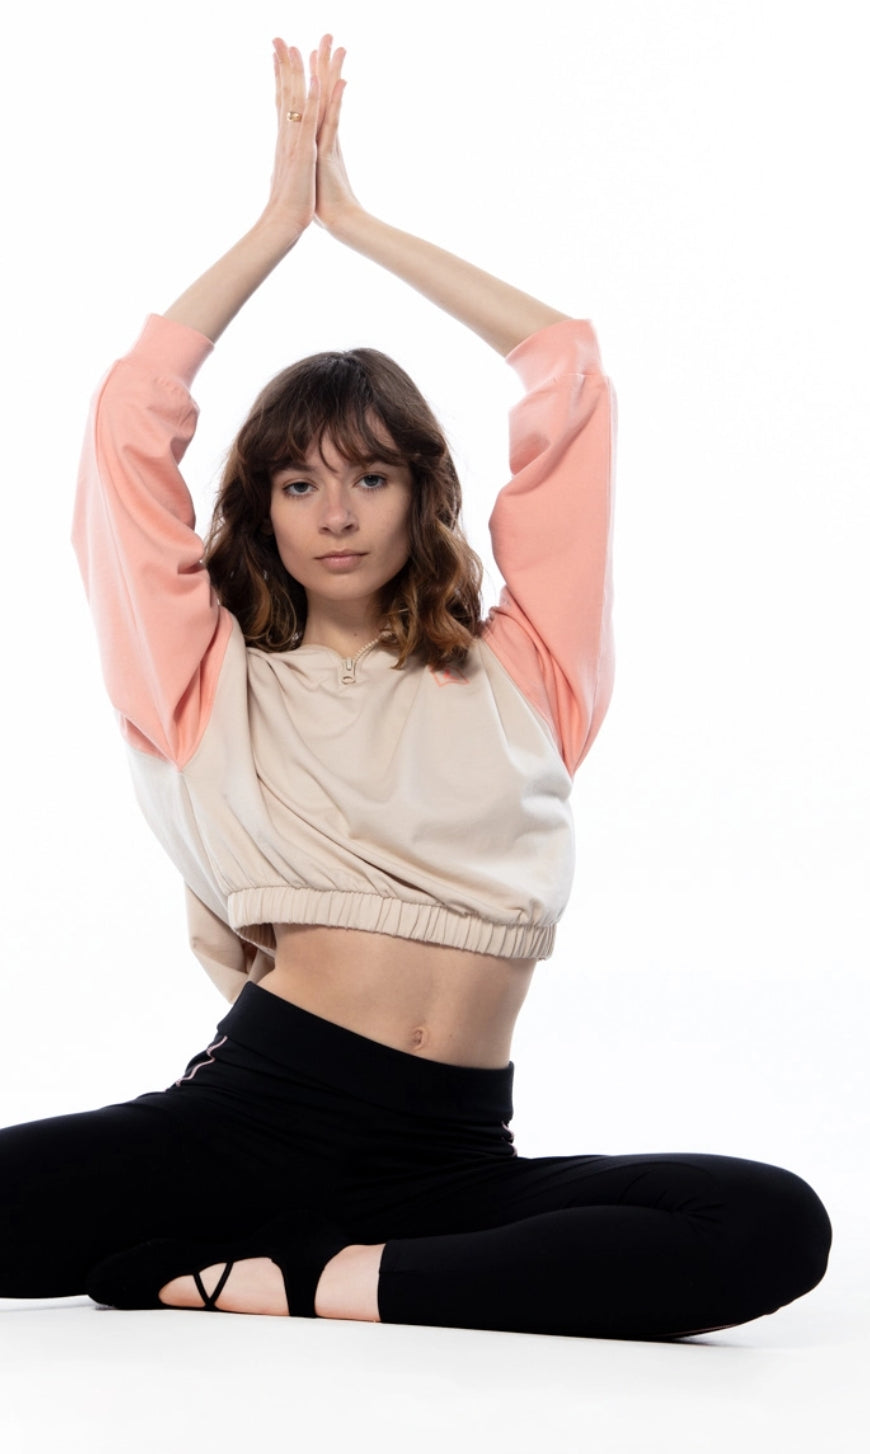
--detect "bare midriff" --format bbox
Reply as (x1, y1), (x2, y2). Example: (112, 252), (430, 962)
(259, 924), (537, 1068)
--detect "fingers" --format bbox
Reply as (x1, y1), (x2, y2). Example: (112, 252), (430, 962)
(318, 77), (347, 154)
(325, 47), (346, 126)
(272, 38), (307, 125)
(273, 34), (341, 136)
(309, 33), (346, 137)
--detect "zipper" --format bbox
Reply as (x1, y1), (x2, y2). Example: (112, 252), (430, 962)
(340, 637), (380, 685)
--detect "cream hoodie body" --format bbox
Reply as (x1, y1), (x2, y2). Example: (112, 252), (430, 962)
(73, 315), (616, 1000)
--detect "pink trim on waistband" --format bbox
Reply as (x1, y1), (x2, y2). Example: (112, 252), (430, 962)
(174, 1034), (228, 1087)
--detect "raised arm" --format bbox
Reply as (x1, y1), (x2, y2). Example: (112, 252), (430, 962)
(312, 41), (570, 356)
(164, 37), (342, 341)
(312, 41), (613, 772)
(73, 38), (342, 763)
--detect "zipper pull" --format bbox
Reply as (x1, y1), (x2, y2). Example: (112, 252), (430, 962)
(338, 636), (379, 685)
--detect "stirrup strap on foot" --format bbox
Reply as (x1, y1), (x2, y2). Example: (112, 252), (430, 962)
(193, 1260), (234, 1311)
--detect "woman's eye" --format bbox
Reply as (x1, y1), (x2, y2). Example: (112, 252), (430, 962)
(277, 472), (387, 497)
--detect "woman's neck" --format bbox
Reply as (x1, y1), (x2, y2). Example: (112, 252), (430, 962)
(301, 606), (384, 658)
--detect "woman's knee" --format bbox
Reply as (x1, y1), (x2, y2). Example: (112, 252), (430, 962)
(762, 1162), (832, 1299)
(711, 1155), (832, 1314)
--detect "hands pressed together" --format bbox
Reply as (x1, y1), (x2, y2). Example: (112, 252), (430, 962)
(266, 34), (358, 243)
(164, 34), (566, 352)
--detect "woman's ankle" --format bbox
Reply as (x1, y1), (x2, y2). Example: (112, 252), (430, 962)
(314, 1243), (385, 1322)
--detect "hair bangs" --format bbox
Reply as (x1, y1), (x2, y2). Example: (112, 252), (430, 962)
(248, 355), (409, 478)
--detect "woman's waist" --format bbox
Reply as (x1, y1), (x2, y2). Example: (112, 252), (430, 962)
(163, 982), (518, 1166)
(263, 924), (535, 1069)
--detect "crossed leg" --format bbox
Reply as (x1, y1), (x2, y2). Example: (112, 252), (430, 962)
(129, 1150), (832, 1337)
(364, 1151), (832, 1338)
(1, 1096), (831, 1337)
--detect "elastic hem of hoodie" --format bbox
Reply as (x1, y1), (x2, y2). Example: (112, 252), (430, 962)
(229, 886), (556, 962)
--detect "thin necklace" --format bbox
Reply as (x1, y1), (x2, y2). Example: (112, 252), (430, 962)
(349, 635), (381, 661)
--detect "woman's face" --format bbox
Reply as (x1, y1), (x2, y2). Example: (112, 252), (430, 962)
(269, 431), (413, 623)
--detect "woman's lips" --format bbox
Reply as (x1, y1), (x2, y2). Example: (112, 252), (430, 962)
(316, 552), (367, 571)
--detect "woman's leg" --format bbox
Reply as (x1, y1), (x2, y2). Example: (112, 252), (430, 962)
(126, 1150), (831, 1336)
(0, 1099), (202, 1297)
(42, 995), (828, 1335)
(0, 1083), (290, 1299)
(367, 1151), (832, 1339)
(0, 1033), (321, 1301)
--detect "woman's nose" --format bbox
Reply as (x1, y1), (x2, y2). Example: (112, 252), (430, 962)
(319, 491), (356, 532)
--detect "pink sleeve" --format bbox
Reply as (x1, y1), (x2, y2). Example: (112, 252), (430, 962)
(72, 314), (234, 766)
(481, 318), (616, 775)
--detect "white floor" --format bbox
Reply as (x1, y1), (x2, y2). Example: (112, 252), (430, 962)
(2, 1228), (866, 1454)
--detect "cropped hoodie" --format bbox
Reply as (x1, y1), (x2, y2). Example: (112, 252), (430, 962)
(73, 314), (616, 1000)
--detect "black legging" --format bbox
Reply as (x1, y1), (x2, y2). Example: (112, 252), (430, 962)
(0, 984), (831, 1339)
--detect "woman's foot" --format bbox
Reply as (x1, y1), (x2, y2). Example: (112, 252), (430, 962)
(160, 1256), (290, 1314)
(157, 1243), (385, 1319)
(87, 1214), (381, 1318)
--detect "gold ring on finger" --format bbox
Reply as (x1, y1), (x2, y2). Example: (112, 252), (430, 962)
(287, 111), (303, 123)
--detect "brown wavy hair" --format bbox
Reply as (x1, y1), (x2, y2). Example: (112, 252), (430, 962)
(202, 348), (484, 670)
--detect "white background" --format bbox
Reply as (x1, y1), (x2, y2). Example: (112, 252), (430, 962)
(1, 3), (867, 1441)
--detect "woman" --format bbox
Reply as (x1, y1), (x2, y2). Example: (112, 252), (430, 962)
(0, 36), (830, 1336)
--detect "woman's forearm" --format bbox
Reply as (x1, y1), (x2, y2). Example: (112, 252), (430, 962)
(162, 38), (327, 344)
(160, 33), (569, 354)
(163, 215), (301, 344)
(327, 208), (571, 357)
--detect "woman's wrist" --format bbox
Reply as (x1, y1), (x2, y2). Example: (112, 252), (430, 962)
(319, 202), (370, 246)
(254, 203), (311, 256)
(319, 208), (570, 356)
(163, 217), (306, 343)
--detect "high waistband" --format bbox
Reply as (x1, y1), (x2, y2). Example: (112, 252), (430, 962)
(217, 983), (514, 1126)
